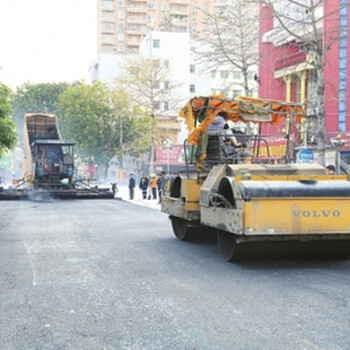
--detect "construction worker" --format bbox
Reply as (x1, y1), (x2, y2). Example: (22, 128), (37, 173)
(150, 174), (158, 200)
(139, 172), (149, 200)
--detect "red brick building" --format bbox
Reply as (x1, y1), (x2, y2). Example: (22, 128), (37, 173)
(258, 1), (350, 154)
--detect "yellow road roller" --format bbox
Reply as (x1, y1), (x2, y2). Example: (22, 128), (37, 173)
(161, 96), (350, 260)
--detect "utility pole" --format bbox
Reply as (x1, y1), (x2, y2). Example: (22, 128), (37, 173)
(148, 28), (156, 177)
(118, 113), (124, 183)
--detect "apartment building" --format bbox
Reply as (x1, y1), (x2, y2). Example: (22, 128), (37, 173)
(209, 68), (257, 98)
(98, 0), (227, 55)
(139, 32), (191, 145)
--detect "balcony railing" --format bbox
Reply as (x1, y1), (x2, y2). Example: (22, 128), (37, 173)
(169, 0), (189, 4)
(126, 15), (147, 23)
(127, 5), (147, 12)
(169, 7), (188, 15)
(275, 51), (307, 71)
(172, 18), (189, 25)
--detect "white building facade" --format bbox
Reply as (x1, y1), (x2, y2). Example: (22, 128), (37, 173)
(91, 30), (258, 144)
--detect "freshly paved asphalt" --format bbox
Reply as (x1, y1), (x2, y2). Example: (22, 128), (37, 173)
(0, 198), (349, 350)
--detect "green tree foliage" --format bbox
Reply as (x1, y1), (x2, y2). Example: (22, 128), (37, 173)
(12, 82), (70, 134)
(110, 87), (152, 160)
(122, 112), (153, 157)
(57, 81), (151, 178)
(0, 83), (17, 158)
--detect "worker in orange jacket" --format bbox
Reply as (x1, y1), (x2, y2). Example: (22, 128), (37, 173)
(150, 174), (158, 200)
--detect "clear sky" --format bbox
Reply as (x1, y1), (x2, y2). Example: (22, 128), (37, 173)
(0, 0), (98, 89)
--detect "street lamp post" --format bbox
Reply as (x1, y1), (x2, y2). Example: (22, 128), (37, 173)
(331, 135), (346, 174)
(167, 146), (170, 174)
(164, 139), (173, 174)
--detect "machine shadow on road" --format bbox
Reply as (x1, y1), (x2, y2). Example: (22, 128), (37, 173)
(236, 258), (350, 271)
(160, 230), (350, 269)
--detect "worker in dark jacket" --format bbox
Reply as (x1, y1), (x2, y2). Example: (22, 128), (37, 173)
(157, 171), (166, 204)
(139, 172), (149, 199)
(128, 173), (135, 200)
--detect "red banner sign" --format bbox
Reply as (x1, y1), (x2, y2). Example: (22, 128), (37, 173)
(156, 145), (185, 165)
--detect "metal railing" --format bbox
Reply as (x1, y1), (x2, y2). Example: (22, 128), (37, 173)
(340, 155), (350, 174)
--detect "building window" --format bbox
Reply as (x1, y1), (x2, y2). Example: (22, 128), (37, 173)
(103, 1), (114, 9)
(190, 64), (195, 73)
(102, 45), (114, 53)
(154, 101), (160, 110)
(103, 12), (113, 19)
(153, 39), (160, 48)
(221, 89), (229, 97)
(118, 10), (124, 19)
(102, 34), (114, 43)
(118, 0), (124, 6)
(220, 71), (229, 79)
(233, 71), (241, 79)
(152, 59), (160, 67)
(128, 47), (139, 54)
(118, 24), (124, 32)
(340, 47), (347, 59)
(118, 33), (124, 41)
(247, 71), (254, 80)
(164, 81), (169, 89)
(164, 60), (169, 69)
(190, 84), (195, 93)
(233, 89), (241, 98)
(103, 22), (114, 31)
(339, 101), (346, 112)
(211, 71), (216, 78)
(164, 101), (169, 110)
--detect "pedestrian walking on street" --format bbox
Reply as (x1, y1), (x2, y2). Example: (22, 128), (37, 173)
(157, 171), (166, 204)
(111, 182), (118, 198)
(150, 174), (158, 200)
(128, 173), (135, 200)
(139, 172), (149, 200)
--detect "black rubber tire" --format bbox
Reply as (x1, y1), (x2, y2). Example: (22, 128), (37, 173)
(216, 230), (244, 261)
(170, 216), (196, 241)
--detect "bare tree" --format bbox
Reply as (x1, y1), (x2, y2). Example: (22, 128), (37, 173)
(193, 0), (259, 96)
(118, 56), (181, 175)
(109, 87), (134, 170)
(264, 0), (347, 165)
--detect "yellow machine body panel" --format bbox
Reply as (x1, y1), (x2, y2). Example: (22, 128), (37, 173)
(181, 178), (201, 205)
(22, 113), (59, 186)
(244, 198), (350, 235)
(161, 177), (202, 220)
